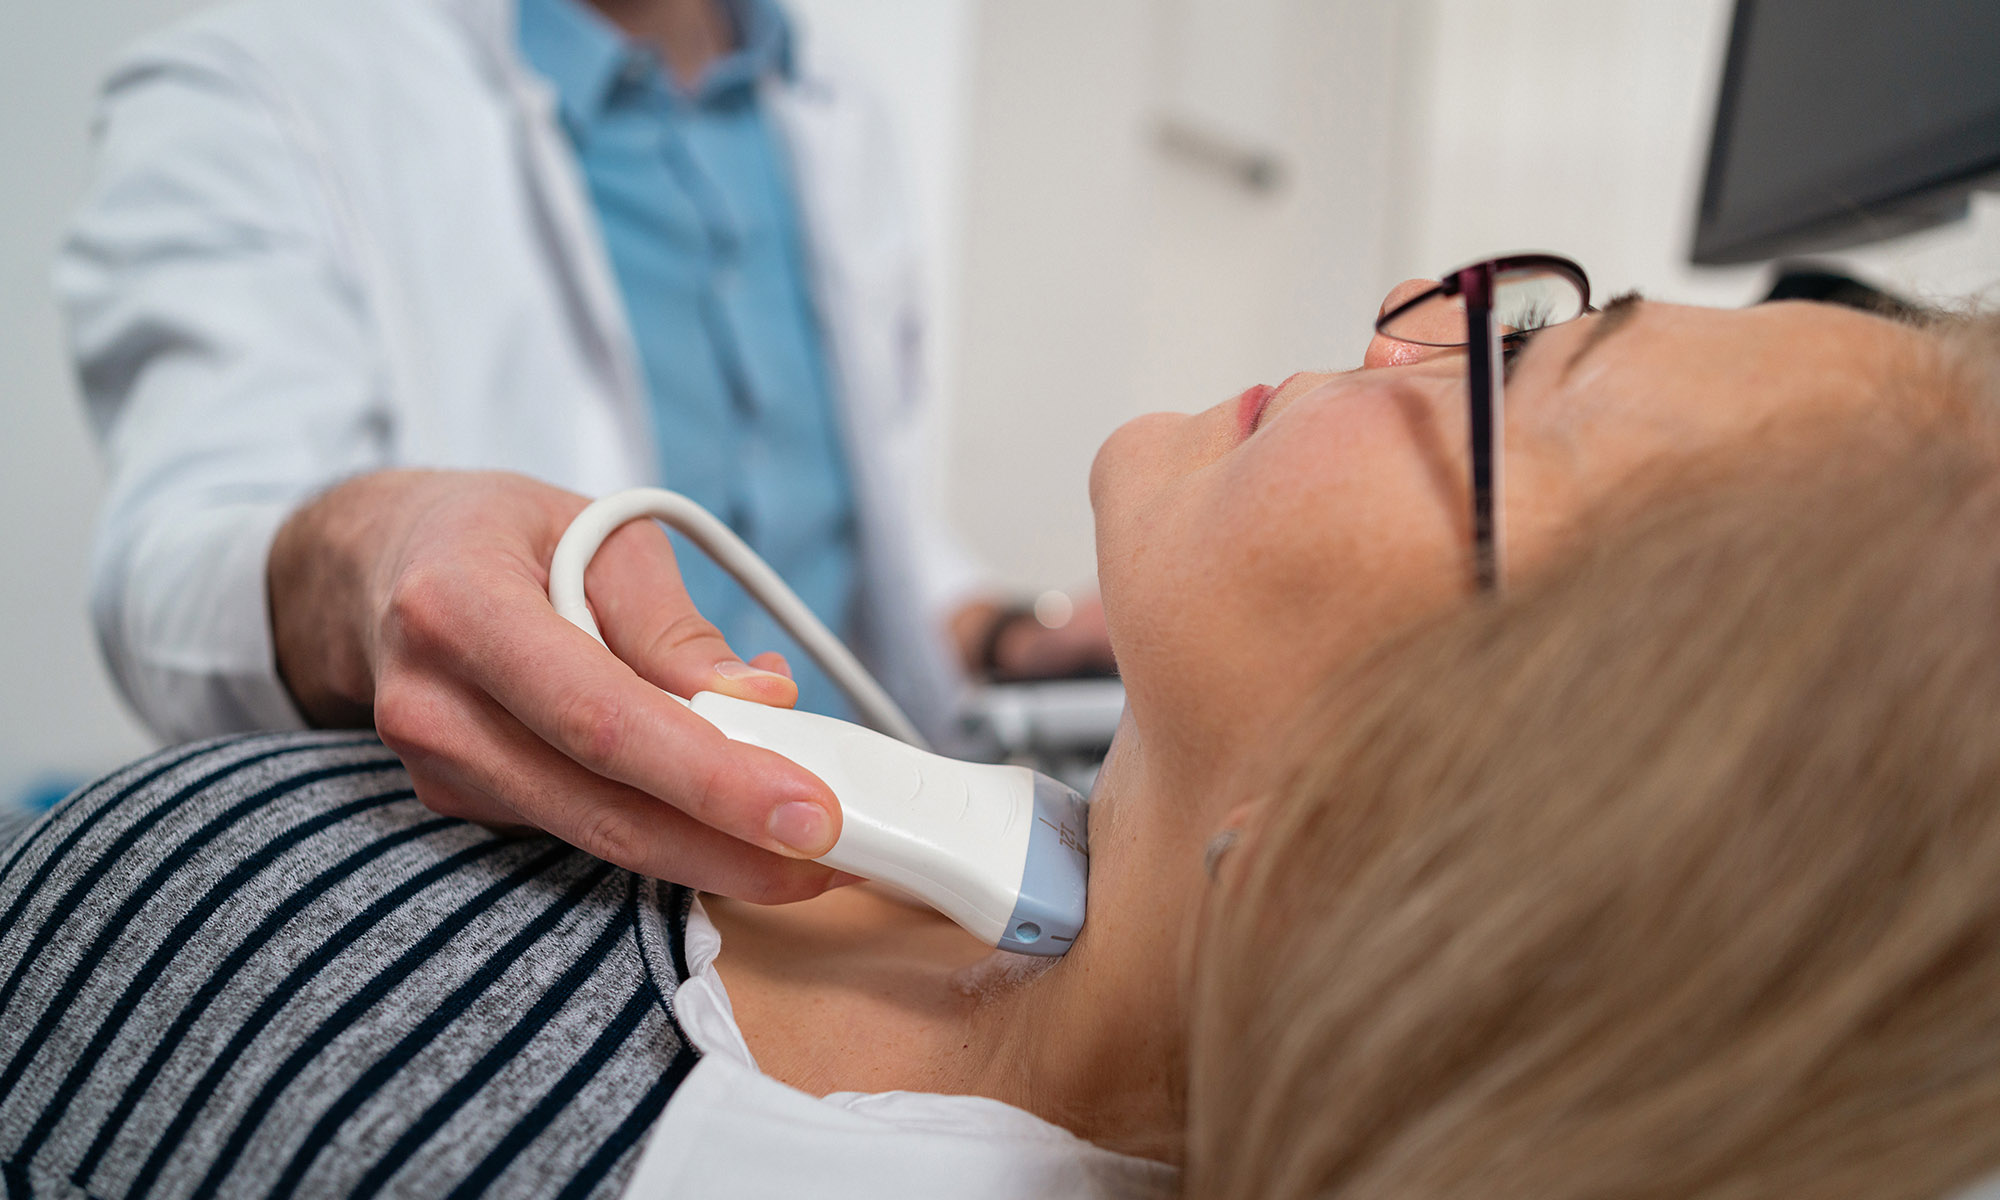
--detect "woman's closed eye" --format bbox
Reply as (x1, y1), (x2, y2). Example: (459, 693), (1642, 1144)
(1502, 325), (1547, 380)
(1506, 291), (1641, 382)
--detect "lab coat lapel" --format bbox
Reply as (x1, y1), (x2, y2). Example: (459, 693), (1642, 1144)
(764, 68), (966, 744)
(438, 0), (652, 469)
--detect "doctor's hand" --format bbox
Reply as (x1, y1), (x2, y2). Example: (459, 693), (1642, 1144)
(267, 469), (848, 903)
(952, 592), (1118, 682)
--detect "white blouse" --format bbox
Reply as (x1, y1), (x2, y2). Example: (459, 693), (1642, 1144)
(621, 899), (1178, 1200)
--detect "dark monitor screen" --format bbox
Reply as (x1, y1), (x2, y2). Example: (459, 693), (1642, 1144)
(1692, 0), (2000, 266)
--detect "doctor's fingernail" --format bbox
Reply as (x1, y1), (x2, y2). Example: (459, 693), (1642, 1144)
(714, 659), (790, 684)
(768, 801), (834, 857)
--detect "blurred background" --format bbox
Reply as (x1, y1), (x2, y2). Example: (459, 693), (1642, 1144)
(5, 0), (1999, 804)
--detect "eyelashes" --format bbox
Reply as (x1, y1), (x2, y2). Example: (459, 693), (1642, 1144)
(1501, 321), (1549, 380)
(1499, 290), (1637, 382)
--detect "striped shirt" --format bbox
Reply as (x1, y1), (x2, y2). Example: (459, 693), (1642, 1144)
(0, 732), (700, 1199)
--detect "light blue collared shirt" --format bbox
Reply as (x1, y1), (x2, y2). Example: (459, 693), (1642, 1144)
(519, 0), (857, 718)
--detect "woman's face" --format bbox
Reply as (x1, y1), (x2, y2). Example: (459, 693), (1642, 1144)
(1090, 287), (1925, 797)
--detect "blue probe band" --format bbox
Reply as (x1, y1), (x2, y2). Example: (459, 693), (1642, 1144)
(996, 774), (1090, 955)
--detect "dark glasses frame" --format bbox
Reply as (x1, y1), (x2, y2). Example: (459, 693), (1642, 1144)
(1373, 253), (1593, 591)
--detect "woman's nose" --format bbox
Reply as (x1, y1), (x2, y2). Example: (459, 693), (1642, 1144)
(1362, 277), (1459, 370)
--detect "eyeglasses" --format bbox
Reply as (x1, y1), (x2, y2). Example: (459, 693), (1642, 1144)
(1374, 254), (1593, 591)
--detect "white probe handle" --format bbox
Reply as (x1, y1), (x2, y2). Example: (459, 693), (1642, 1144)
(686, 691), (1042, 947)
(548, 490), (1088, 954)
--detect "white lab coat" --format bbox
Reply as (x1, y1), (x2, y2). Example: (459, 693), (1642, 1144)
(58, 0), (982, 747)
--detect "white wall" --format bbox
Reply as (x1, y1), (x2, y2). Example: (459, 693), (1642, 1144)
(947, 0), (1423, 590)
(1397, 0), (2000, 308)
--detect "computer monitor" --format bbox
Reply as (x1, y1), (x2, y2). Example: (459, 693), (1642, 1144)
(1691, 0), (2000, 266)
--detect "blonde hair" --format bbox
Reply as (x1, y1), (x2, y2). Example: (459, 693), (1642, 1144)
(1186, 314), (2000, 1200)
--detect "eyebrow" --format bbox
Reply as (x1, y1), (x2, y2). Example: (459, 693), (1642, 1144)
(1560, 291), (1645, 380)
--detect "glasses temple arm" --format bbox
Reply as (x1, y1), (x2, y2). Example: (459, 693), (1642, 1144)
(1462, 273), (1503, 591)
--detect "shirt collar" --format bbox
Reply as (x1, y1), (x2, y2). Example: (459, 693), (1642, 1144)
(702, 0), (794, 96)
(517, 0), (795, 126)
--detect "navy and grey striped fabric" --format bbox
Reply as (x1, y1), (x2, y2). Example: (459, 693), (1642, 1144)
(0, 732), (701, 1199)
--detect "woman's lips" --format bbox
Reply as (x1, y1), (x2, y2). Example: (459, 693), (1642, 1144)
(1234, 384), (1276, 439)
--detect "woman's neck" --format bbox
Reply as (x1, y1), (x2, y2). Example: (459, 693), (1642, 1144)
(703, 882), (1184, 1163)
(958, 920), (1188, 1163)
